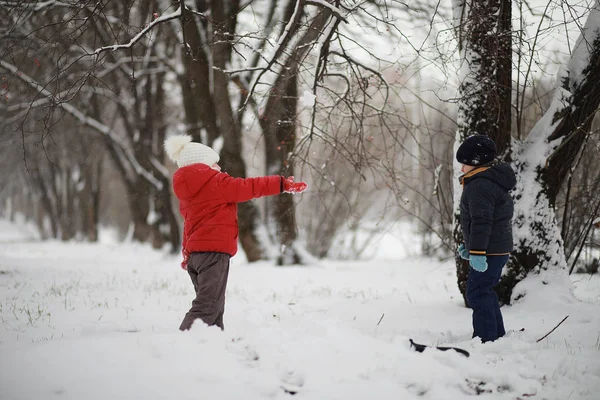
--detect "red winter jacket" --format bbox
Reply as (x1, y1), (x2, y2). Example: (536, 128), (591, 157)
(172, 163), (282, 268)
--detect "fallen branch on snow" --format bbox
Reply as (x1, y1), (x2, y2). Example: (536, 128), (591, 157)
(536, 315), (569, 343)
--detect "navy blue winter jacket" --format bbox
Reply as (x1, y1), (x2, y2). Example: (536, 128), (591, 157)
(459, 163), (516, 256)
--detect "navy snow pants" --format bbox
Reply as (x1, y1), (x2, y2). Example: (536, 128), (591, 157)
(466, 255), (509, 343)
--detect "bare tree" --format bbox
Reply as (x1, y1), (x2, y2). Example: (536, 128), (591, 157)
(175, 0), (415, 263)
(1, 0), (430, 264)
(0, 1), (183, 249)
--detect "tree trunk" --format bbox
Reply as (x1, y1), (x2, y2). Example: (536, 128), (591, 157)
(264, 73), (301, 265)
(85, 158), (101, 242)
(178, 68), (202, 141)
(30, 164), (60, 239)
(176, 2), (269, 261)
(257, 2), (337, 265)
(179, 5), (220, 143)
(453, 0), (512, 303)
(60, 167), (77, 241)
(153, 178), (181, 251)
(501, 6), (600, 304)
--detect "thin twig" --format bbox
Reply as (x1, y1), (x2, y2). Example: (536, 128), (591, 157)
(536, 316), (569, 342)
(92, 7), (182, 56)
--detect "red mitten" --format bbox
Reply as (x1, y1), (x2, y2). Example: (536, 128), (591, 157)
(283, 176), (308, 194)
(181, 248), (190, 270)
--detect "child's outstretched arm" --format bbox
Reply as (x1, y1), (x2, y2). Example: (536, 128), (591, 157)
(218, 174), (307, 203)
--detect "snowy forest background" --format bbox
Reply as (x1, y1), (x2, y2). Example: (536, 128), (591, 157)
(1, 0), (599, 302)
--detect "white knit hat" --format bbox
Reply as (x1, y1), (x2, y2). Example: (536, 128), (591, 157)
(164, 134), (220, 168)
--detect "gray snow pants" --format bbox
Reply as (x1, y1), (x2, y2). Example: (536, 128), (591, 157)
(179, 252), (230, 331)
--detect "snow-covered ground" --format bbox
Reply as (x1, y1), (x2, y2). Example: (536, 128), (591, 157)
(0, 219), (599, 400)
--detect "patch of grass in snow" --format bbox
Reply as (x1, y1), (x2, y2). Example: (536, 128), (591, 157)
(10, 303), (52, 327)
(31, 333), (55, 343)
(563, 339), (583, 356)
(143, 278), (170, 292)
(310, 287), (332, 297)
(143, 278), (187, 296)
(47, 281), (81, 297)
(90, 299), (111, 309)
(10, 281), (24, 290)
(341, 289), (374, 300)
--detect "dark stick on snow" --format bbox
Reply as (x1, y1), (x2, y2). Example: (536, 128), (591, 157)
(376, 313), (385, 326)
(536, 315), (569, 343)
(409, 339), (470, 357)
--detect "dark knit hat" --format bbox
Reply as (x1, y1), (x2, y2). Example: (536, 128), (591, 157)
(456, 135), (497, 166)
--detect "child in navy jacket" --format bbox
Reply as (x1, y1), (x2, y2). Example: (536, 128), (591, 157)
(456, 135), (516, 343)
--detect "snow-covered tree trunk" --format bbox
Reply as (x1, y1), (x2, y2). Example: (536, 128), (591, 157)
(453, 0), (600, 304)
(452, 0), (513, 300)
(504, 3), (600, 304)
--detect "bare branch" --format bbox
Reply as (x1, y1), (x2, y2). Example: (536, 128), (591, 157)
(536, 316), (569, 342)
(239, 0), (305, 112)
(0, 59), (163, 190)
(91, 7), (182, 56)
(306, 0), (349, 23)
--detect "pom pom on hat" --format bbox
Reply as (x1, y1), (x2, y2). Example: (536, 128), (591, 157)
(164, 134), (192, 163)
(456, 135), (497, 167)
(164, 134), (220, 168)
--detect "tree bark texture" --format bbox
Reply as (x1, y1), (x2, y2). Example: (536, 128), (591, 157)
(259, 2), (337, 265)
(177, 1), (267, 261)
(453, 0), (512, 304)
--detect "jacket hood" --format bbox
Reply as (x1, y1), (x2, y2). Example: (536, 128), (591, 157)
(462, 162), (516, 191)
(172, 163), (220, 201)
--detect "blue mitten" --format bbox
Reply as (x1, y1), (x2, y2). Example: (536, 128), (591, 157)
(457, 243), (470, 260)
(470, 255), (488, 272)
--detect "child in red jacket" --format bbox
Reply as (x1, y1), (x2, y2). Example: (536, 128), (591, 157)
(165, 135), (307, 331)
